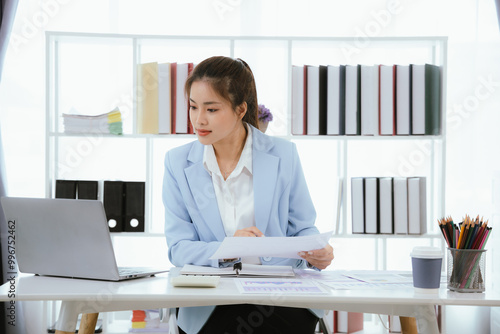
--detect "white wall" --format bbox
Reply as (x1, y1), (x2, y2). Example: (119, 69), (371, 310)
(0, 1), (499, 332)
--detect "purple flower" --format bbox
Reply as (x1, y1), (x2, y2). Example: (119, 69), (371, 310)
(258, 104), (273, 122)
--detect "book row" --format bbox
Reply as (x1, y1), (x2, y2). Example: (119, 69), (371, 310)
(351, 176), (427, 235)
(291, 64), (441, 136)
(55, 179), (145, 232)
(137, 62), (194, 134)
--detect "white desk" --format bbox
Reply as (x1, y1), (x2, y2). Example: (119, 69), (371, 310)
(1, 270), (499, 334)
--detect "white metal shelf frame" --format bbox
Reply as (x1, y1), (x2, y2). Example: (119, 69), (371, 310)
(45, 30), (447, 251)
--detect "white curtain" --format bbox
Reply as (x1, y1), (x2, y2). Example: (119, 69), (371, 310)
(0, 1), (25, 333)
(0, 0), (18, 80)
(496, 0), (500, 30)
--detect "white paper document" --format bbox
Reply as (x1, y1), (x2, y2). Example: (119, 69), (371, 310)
(343, 272), (414, 284)
(209, 231), (333, 260)
(314, 272), (413, 290)
(313, 271), (448, 290)
(235, 278), (327, 294)
(319, 280), (414, 290)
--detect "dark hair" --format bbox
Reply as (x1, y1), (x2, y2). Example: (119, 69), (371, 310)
(185, 56), (259, 129)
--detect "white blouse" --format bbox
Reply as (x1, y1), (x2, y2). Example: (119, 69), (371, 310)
(203, 125), (260, 264)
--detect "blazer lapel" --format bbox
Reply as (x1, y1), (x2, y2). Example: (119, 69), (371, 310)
(252, 129), (279, 234)
(183, 128), (279, 240)
(184, 144), (226, 241)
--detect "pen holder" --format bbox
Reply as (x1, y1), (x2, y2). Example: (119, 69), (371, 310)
(447, 248), (486, 293)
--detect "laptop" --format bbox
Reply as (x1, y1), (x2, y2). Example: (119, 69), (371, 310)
(0, 196), (169, 281)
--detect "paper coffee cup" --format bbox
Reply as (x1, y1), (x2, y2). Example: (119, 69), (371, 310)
(410, 246), (443, 293)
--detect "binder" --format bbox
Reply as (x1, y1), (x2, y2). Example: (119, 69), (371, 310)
(103, 181), (125, 232)
(157, 62), (171, 134)
(137, 62), (159, 134)
(425, 64), (441, 135)
(393, 177), (408, 234)
(379, 65), (396, 135)
(175, 63), (189, 134)
(378, 177), (394, 234)
(306, 65), (320, 135)
(345, 65), (361, 135)
(291, 65), (307, 135)
(55, 180), (77, 199)
(412, 64), (441, 135)
(77, 180), (98, 200)
(123, 181), (145, 232)
(408, 177), (427, 235)
(360, 65), (379, 136)
(319, 65), (328, 135)
(187, 62), (195, 134)
(396, 65), (411, 135)
(351, 177), (365, 234)
(326, 65), (346, 135)
(170, 62), (177, 134)
(411, 64), (426, 135)
(364, 177), (379, 234)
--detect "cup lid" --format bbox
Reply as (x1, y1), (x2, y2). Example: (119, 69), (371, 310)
(410, 246), (443, 259)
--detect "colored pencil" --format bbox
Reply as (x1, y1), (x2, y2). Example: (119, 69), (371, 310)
(438, 215), (492, 250)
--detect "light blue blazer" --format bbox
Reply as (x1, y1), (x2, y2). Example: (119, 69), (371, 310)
(162, 125), (322, 333)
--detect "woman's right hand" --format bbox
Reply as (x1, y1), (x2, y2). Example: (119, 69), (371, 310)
(233, 226), (264, 237)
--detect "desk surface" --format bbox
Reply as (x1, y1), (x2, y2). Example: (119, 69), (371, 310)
(2, 270), (500, 334)
(2, 269), (500, 309)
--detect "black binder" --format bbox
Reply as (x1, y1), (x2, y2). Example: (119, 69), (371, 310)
(319, 65), (328, 135)
(103, 181), (125, 232)
(55, 180), (77, 199)
(123, 181), (145, 232)
(77, 180), (98, 200)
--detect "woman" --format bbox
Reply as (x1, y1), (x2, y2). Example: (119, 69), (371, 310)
(162, 56), (334, 334)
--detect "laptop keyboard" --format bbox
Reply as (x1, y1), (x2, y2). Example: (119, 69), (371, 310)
(118, 267), (169, 277)
(118, 267), (154, 276)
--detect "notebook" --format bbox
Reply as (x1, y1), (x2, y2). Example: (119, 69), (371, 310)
(180, 263), (295, 277)
(0, 196), (169, 281)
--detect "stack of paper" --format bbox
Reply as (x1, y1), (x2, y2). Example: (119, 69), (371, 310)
(62, 107), (123, 135)
(209, 231), (333, 260)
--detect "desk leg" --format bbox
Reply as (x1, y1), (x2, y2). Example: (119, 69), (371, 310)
(54, 313), (98, 334)
(79, 313), (99, 334)
(405, 305), (439, 334)
(400, 317), (418, 334)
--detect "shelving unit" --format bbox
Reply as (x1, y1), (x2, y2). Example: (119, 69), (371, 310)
(44, 31), (447, 333)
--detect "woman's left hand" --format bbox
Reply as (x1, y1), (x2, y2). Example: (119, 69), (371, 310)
(298, 244), (334, 270)
(233, 226), (264, 237)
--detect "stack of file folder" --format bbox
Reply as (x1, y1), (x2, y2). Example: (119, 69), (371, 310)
(62, 107), (123, 135)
